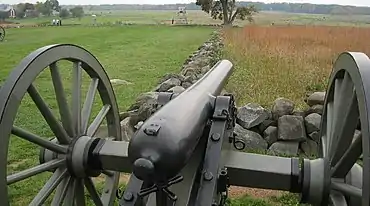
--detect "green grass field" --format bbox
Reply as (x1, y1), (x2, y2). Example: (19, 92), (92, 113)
(0, 24), (217, 205)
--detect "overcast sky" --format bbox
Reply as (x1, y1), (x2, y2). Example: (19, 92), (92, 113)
(1, 0), (370, 7)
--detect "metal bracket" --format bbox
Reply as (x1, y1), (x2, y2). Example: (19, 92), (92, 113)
(195, 95), (233, 206)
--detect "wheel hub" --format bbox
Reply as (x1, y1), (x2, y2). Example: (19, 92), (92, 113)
(301, 158), (331, 206)
(39, 136), (102, 178)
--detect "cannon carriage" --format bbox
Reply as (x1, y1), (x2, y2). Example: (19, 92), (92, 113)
(0, 44), (368, 206)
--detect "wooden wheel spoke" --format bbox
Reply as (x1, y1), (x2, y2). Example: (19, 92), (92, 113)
(87, 105), (111, 137)
(72, 61), (82, 137)
(29, 168), (68, 205)
(329, 191), (348, 206)
(51, 176), (72, 205)
(331, 179), (362, 199)
(75, 179), (86, 206)
(84, 177), (103, 206)
(7, 159), (65, 185)
(331, 133), (362, 177)
(11, 126), (67, 154)
(81, 78), (99, 135)
(27, 84), (70, 144)
(330, 89), (359, 166)
(50, 62), (75, 138)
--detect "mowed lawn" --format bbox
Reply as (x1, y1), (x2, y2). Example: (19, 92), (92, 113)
(0, 25), (213, 205)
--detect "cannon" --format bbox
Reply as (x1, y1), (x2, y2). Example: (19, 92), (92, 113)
(0, 26), (5, 42)
(0, 44), (367, 206)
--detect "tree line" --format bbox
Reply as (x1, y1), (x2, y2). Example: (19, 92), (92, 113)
(91, 1), (370, 15)
(0, 0), (84, 20)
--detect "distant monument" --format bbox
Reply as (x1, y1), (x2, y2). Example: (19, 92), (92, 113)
(175, 7), (188, 24)
(92, 14), (97, 26)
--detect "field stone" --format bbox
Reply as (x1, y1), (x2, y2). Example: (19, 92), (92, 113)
(155, 78), (181, 92)
(258, 119), (277, 133)
(136, 102), (158, 122)
(127, 92), (158, 111)
(234, 124), (268, 151)
(300, 139), (318, 156)
(121, 117), (135, 141)
(168, 86), (185, 94)
(308, 131), (320, 143)
(293, 110), (305, 118)
(304, 113), (322, 134)
(159, 73), (185, 84)
(306, 92), (326, 106)
(182, 66), (202, 77)
(236, 103), (270, 129)
(305, 105), (323, 115)
(272, 98), (295, 119)
(268, 141), (299, 156)
(119, 111), (130, 121)
(183, 74), (196, 83)
(278, 115), (306, 142)
(201, 65), (211, 74)
(181, 82), (193, 89)
(110, 79), (133, 85)
(263, 126), (278, 146)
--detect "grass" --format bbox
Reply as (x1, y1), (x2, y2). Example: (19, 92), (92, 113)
(223, 25), (370, 109)
(229, 193), (305, 206)
(0, 24), (213, 205)
(5, 10), (370, 28)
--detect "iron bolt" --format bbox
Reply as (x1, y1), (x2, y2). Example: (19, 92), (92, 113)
(211, 133), (220, 141)
(203, 171), (213, 181)
(123, 192), (134, 201)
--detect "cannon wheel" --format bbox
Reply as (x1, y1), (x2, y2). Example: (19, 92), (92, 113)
(302, 52), (370, 206)
(0, 44), (122, 205)
(0, 26), (5, 42)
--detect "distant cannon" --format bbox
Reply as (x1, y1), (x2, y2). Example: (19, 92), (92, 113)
(0, 44), (367, 206)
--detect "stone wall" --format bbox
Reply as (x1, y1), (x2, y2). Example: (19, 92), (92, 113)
(235, 93), (326, 157)
(118, 31), (334, 158)
(119, 30), (224, 140)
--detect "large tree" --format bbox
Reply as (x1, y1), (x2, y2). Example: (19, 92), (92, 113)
(35, 0), (60, 16)
(196, 0), (258, 25)
(69, 6), (84, 20)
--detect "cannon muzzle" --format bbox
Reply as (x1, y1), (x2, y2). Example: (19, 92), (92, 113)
(128, 60), (233, 183)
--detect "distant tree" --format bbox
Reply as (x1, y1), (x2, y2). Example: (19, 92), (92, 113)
(69, 6), (84, 20)
(15, 3), (26, 18)
(49, 0), (61, 12)
(0, 11), (8, 21)
(59, 8), (70, 18)
(35, 0), (60, 16)
(24, 3), (35, 10)
(196, 0), (258, 25)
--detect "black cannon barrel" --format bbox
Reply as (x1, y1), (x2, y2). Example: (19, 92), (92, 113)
(127, 60), (233, 183)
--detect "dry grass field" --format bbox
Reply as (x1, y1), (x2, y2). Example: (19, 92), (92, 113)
(223, 25), (370, 109)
